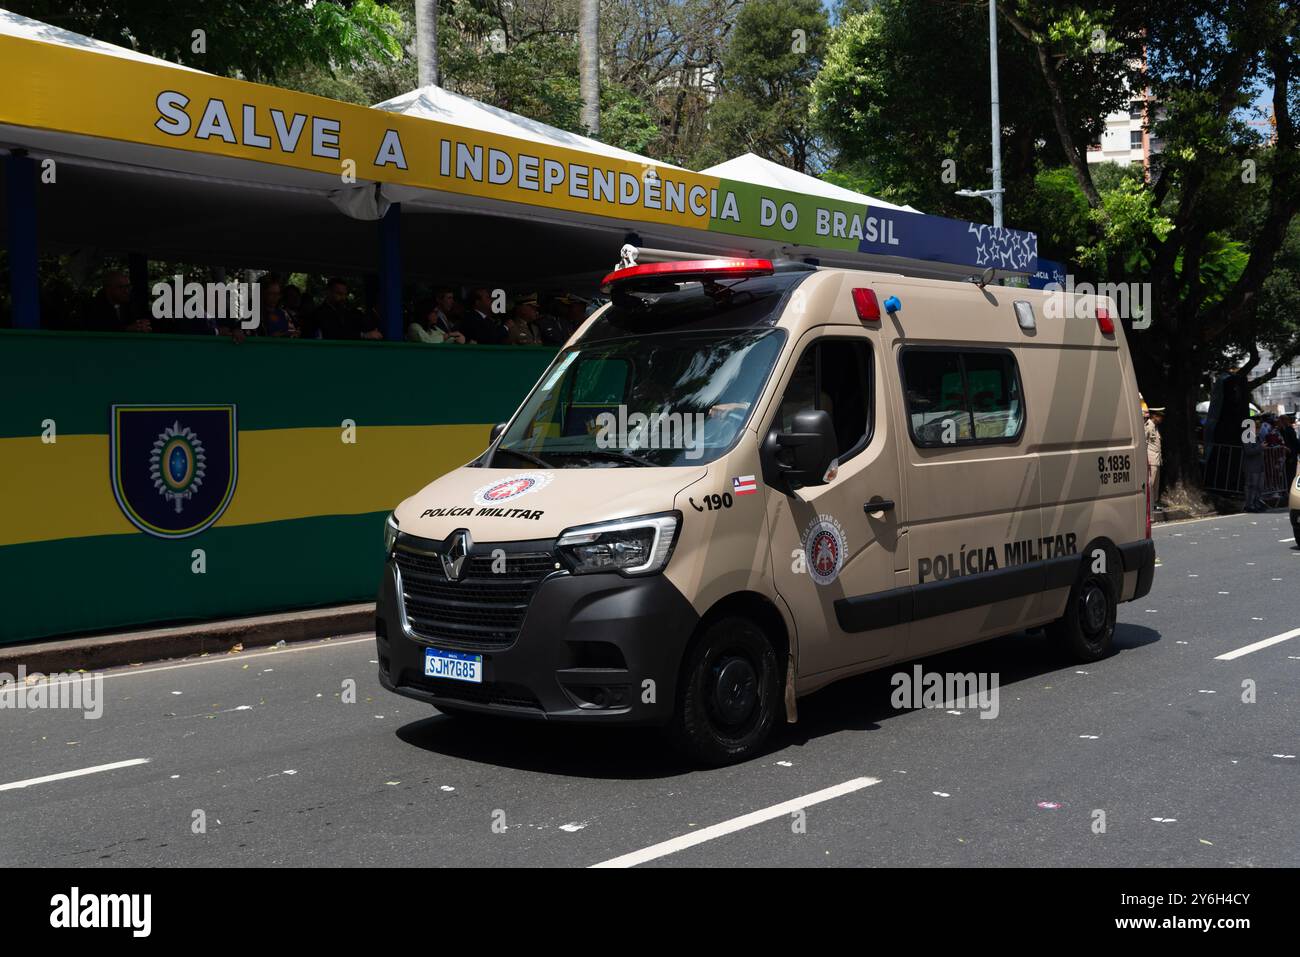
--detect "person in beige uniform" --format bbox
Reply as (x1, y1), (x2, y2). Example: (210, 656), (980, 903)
(1145, 407), (1164, 508)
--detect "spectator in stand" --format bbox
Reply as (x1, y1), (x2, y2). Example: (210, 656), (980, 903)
(302, 278), (381, 340)
(81, 271), (150, 333)
(507, 293), (543, 345)
(430, 288), (466, 342)
(282, 283), (303, 330)
(259, 278), (298, 337)
(406, 299), (461, 343)
(537, 294), (583, 345)
(460, 287), (509, 345)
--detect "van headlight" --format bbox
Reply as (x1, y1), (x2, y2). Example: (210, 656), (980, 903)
(556, 512), (680, 576)
(383, 512), (400, 553)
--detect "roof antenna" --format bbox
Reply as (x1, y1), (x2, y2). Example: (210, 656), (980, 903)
(973, 265), (996, 289)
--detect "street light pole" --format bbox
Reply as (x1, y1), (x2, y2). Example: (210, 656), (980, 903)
(955, 2), (1005, 228)
(988, 0), (1003, 228)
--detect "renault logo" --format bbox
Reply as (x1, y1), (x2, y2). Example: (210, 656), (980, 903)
(441, 529), (471, 581)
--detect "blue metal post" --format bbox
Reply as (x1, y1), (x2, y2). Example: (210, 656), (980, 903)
(379, 202), (402, 341)
(4, 152), (40, 328)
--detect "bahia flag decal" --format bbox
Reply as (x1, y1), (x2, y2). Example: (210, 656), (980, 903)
(732, 475), (758, 496)
(110, 404), (238, 539)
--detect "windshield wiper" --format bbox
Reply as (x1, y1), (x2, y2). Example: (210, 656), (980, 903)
(493, 445), (552, 468)
(548, 448), (655, 467)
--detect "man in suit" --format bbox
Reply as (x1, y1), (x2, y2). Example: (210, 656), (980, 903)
(459, 287), (509, 345)
(81, 272), (150, 332)
(303, 278), (382, 340)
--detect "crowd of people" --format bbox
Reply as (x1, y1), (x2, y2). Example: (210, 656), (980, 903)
(1243, 410), (1300, 512)
(1144, 397), (1299, 513)
(64, 271), (591, 347)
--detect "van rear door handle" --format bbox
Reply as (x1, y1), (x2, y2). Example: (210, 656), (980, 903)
(864, 499), (895, 514)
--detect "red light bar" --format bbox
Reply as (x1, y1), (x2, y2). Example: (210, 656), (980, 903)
(1096, 306), (1115, 335)
(851, 287), (881, 323)
(601, 258), (774, 290)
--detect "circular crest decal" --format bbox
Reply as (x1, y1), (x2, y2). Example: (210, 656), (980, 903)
(472, 472), (552, 507)
(151, 421), (206, 513)
(803, 514), (847, 586)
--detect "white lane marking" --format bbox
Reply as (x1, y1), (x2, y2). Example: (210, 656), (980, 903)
(0, 634), (373, 695)
(1214, 627), (1300, 661)
(0, 758), (150, 792)
(589, 776), (880, 868)
(1157, 512), (1261, 529)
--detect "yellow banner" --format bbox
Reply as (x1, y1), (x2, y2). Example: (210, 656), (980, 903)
(0, 33), (740, 231)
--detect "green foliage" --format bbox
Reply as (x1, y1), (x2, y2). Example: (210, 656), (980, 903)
(6, 0), (403, 84)
(814, 6), (1015, 214)
(1077, 176), (1174, 274)
(707, 0), (830, 171)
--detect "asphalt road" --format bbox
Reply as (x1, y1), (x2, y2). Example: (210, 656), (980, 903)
(2, 511), (1297, 868)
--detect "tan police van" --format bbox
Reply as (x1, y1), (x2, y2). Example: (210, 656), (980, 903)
(376, 256), (1156, 764)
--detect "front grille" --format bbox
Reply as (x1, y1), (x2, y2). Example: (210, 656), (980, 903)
(394, 547), (557, 651)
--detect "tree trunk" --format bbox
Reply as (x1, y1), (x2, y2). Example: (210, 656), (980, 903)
(579, 0), (600, 136)
(414, 0), (439, 88)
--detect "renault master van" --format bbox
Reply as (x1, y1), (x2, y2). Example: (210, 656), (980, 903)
(376, 257), (1156, 764)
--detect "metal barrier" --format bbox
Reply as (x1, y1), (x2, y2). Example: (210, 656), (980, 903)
(1202, 442), (1292, 503)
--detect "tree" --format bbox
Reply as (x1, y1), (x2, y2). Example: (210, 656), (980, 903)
(1003, 0), (1299, 497)
(6, 0), (404, 84)
(814, 0), (1300, 499)
(701, 0), (830, 172)
(812, 0), (1133, 215)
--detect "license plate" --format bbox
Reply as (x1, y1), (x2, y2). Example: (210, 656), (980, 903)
(423, 647), (483, 684)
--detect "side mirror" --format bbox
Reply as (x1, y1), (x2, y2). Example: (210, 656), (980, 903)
(763, 409), (838, 490)
(488, 422), (507, 445)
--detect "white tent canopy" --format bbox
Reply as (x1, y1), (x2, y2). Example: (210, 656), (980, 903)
(701, 152), (922, 214)
(0, 6), (201, 70)
(375, 85), (681, 170)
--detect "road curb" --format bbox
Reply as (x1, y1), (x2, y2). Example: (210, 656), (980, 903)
(0, 603), (376, 675)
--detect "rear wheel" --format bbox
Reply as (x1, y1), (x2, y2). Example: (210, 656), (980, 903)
(671, 616), (780, 766)
(1048, 564), (1118, 662)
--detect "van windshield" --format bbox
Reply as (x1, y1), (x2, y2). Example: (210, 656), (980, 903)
(492, 328), (785, 468)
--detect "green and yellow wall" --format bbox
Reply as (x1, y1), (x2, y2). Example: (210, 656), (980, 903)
(0, 330), (555, 644)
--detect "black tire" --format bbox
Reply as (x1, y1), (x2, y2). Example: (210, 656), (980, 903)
(1293, 524), (1300, 549)
(670, 616), (781, 766)
(1048, 563), (1118, 662)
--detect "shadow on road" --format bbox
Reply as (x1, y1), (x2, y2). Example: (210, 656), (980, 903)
(393, 623), (1162, 779)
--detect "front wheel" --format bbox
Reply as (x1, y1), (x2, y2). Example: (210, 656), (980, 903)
(670, 616), (781, 766)
(1048, 565), (1118, 662)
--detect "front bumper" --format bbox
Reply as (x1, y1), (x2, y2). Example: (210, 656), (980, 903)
(375, 554), (699, 724)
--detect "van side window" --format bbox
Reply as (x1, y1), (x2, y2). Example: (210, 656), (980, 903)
(901, 349), (1024, 447)
(776, 340), (873, 460)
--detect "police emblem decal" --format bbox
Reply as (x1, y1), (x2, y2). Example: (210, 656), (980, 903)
(803, 514), (847, 586)
(111, 404), (238, 539)
(151, 421), (206, 513)
(472, 472), (552, 507)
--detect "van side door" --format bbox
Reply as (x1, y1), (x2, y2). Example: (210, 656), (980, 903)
(761, 329), (909, 680)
